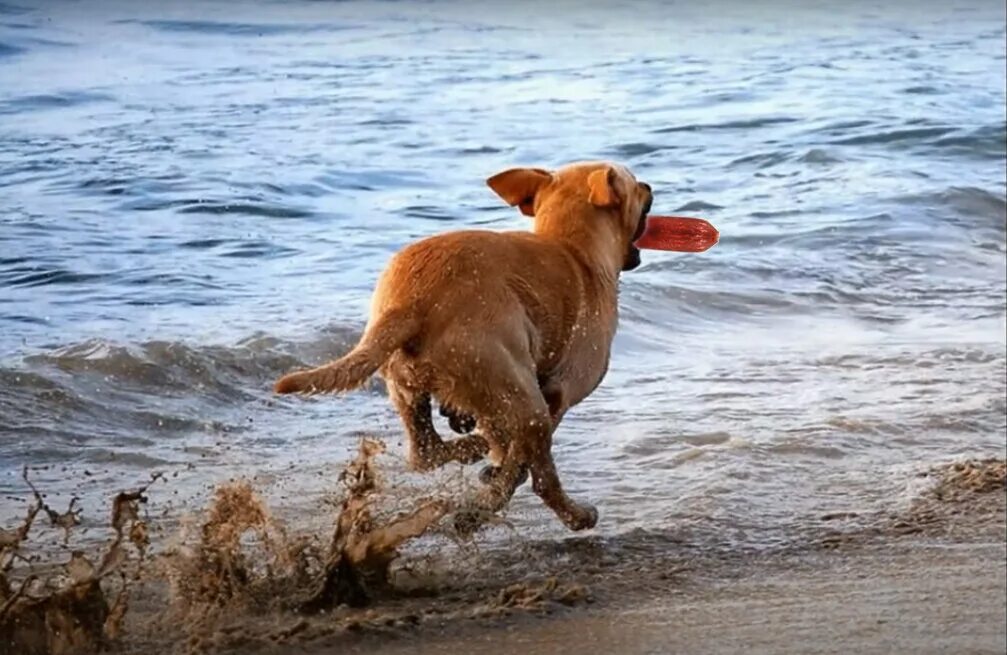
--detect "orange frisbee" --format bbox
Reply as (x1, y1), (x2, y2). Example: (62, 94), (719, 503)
(634, 215), (719, 253)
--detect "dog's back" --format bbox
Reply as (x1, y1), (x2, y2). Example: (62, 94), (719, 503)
(275, 161), (653, 532)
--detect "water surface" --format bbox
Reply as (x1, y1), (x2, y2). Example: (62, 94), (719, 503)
(1, 0), (1005, 542)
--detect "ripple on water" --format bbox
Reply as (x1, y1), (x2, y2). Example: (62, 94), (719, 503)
(400, 205), (458, 221)
(607, 142), (678, 157)
(672, 200), (724, 212)
(651, 116), (801, 133)
(176, 201), (314, 219)
(0, 42), (25, 57)
(3, 268), (111, 288)
(0, 91), (116, 115)
(932, 123), (1007, 160)
(828, 125), (957, 146)
(796, 148), (843, 164)
(118, 19), (359, 36)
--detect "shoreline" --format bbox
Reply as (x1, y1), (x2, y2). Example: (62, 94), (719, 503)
(345, 533), (1006, 655)
(121, 458), (1006, 655)
(3, 458), (1003, 654)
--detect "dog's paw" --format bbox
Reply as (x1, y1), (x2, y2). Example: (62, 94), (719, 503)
(564, 503), (599, 531)
(477, 465), (496, 486)
(447, 413), (477, 434)
(478, 465), (529, 487)
(452, 508), (484, 539)
(439, 404), (477, 434)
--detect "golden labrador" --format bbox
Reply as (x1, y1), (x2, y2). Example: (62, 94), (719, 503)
(274, 161), (652, 531)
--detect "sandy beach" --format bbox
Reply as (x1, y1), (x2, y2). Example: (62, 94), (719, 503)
(2, 4), (1005, 654)
(349, 538), (1005, 655)
(293, 459), (1007, 655)
(58, 457), (993, 655)
(2, 455), (1004, 655)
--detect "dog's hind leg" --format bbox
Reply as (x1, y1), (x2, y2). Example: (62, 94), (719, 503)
(457, 371), (548, 520)
(469, 373), (596, 532)
(454, 414), (533, 535)
(478, 383), (564, 487)
(388, 381), (487, 472)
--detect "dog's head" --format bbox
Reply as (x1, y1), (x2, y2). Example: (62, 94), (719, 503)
(486, 161), (653, 273)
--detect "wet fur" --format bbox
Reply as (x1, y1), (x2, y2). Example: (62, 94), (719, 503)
(274, 161), (653, 531)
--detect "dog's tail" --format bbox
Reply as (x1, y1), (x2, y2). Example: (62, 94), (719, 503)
(274, 308), (419, 395)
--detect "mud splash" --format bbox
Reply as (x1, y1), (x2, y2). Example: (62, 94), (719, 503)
(160, 439), (449, 626)
(298, 439), (450, 613)
(1, 439), (455, 654)
(0, 468), (156, 655)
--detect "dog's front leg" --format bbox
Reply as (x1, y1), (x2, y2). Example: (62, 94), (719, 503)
(523, 385), (597, 530)
(529, 443), (598, 531)
(467, 389), (596, 532)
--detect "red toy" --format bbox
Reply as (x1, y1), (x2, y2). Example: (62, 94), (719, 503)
(634, 216), (719, 253)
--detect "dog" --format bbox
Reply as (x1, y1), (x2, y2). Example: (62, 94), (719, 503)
(274, 161), (652, 531)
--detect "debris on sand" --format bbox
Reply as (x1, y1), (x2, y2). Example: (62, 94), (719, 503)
(0, 469), (158, 655)
(482, 577), (592, 616)
(876, 458), (1007, 540)
(929, 458), (1006, 501)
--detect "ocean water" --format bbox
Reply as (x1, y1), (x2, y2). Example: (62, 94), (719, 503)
(1, 0), (1004, 542)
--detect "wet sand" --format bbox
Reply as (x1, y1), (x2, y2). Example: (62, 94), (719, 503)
(343, 529), (1005, 655)
(297, 460), (1007, 655)
(156, 459), (1004, 655)
(4, 458), (1003, 655)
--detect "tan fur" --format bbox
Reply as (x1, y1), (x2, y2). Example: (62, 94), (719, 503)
(273, 309), (419, 394)
(275, 161), (653, 531)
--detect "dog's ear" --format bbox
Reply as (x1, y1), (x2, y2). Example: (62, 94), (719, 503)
(587, 166), (621, 208)
(486, 167), (552, 217)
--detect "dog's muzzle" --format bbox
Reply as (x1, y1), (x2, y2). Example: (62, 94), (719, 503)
(622, 197), (652, 272)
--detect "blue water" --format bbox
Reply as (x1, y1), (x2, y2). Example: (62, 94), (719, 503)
(1, 0), (1004, 539)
